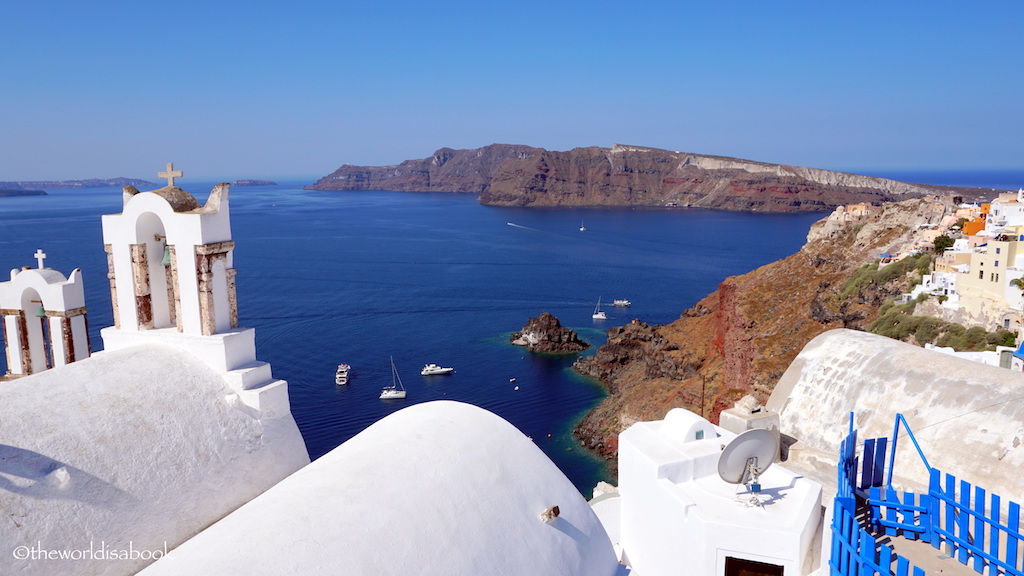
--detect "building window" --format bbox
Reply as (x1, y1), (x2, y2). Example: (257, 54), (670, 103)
(726, 557), (784, 576)
(980, 270), (985, 279)
(695, 430), (704, 440)
(997, 247), (1002, 254)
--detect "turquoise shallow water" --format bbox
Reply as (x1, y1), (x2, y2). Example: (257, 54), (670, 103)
(3, 170), (1017, 495)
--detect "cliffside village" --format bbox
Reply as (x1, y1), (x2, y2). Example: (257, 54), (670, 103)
(835, 189), (1024, 369)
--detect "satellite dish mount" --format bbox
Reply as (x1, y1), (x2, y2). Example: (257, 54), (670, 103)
(717, 428), (779, 506)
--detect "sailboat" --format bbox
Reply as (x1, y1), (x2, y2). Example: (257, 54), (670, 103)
(379, 356), (407, 399)
(592, 297), (607, 320)
(579, 218), (586, 232)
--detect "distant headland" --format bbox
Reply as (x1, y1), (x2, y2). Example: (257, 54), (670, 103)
(233, 179), (277, 186)
(307, 143), (1000, 213)
(0, 177), (156, 190)
(0, 189), (46, 197)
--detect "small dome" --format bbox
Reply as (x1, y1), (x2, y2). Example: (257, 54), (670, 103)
(148, 186), (202, 212)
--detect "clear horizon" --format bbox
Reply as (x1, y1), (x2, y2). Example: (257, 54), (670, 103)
(3, 1), (1022, 181)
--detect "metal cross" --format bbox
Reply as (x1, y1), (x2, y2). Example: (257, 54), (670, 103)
(158, 162), (183, 187)
(34, 249), (46, 268)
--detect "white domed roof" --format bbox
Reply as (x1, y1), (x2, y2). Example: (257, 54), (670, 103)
(142, 401), (619, 576)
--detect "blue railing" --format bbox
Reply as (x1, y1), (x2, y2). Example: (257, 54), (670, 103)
(831, 413), (1023, 576)
(928, 469), (1023, 576)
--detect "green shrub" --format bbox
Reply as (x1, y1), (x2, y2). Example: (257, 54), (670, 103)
(841, 253), (932, 301)
(869, 306), (1013, 352)
(914, 317), (942, 344)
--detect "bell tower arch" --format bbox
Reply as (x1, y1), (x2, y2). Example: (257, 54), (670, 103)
(0, 250), (91, 380)
(102, 165), (237, 338)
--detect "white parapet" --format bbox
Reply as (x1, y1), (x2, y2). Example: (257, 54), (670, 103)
(101, 325), (257, 373)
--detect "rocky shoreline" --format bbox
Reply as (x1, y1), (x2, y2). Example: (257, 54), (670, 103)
(571, 196), (957, 463)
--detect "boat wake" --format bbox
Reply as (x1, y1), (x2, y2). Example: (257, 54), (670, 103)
(506, 222), (540, 232)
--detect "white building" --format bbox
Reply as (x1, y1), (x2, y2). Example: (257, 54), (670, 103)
(609, 409), (822, 576)
(907, 271), (960, 306)
(985, 189), (1024, 230)
(0, 169), (309, 576)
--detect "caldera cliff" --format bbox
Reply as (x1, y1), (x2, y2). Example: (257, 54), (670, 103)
(308, 144), (994, 212)
(572, 196), (957, 461)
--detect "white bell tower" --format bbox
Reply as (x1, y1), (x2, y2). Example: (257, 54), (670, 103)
(0, 250), (91, 379)
(99, 163), (289, 418)
(101, 163), (238, 337)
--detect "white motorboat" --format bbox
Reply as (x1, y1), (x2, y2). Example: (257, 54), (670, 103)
(421, 363), (454, 376)
(335, 363), (351, 385)
(380, 357), (407, 399)
(592, 297), (607, 320)
(613, 299), (631, 307)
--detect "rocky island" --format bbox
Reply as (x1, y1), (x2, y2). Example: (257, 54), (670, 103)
(511, 312), (590, 353)
(307, 143), (996, 212)
(0, 177), (155, 190)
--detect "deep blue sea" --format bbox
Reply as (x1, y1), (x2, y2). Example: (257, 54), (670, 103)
(1, 169), (1020, 496)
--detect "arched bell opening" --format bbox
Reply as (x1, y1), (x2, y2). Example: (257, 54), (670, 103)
(134, 212), (178, 330)
(211, 259), (231, 334)
(18, 288), (52, 374)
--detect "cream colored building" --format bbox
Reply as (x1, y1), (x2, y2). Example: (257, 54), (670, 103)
(945, 190), (1024, 332)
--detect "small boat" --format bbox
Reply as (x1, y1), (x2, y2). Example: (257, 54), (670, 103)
(580, 220), (586, 232)
(421, 363), (454, 376)
(335, 363), (351, 385)
(592, 297), (607, 320)
(380, 357), (407, 399)
(613, 299), (631, 307)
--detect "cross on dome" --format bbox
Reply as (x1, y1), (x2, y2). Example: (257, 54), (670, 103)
(34, 249), (46, 269)
(159, 162), (184, 187)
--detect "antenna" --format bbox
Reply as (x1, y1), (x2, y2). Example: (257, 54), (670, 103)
(718, 429), (778, 504)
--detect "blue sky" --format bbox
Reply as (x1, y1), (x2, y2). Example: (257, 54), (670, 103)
(2, 1), (1021, 181)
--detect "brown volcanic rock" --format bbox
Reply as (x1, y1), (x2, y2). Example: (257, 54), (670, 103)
(573, 197), (955, 463)
(309, 144), (541, 194)
(511, 312), (590, 354)
(308, 144), (995, 212)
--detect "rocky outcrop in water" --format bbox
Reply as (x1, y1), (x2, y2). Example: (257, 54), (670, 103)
(572, 197), (955, 462)
(307, 144), (996, 212)
(511, 312), (590, 354)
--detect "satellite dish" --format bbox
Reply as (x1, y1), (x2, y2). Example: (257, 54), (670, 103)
(717, 428), (778, 490)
